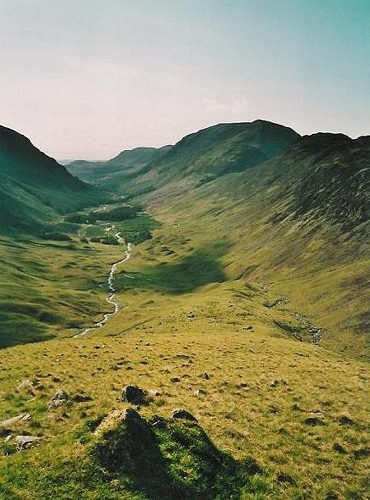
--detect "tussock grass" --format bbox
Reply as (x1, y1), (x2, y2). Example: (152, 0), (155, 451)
(0, 180), (368, 498)
(148, 172), (370, 360)
(0, 322), (369, 498)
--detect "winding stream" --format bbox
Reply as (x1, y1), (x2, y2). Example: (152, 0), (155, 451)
(74, 228), (132, 337)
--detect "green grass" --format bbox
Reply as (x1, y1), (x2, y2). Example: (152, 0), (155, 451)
(0, 204), (165, 347)
(117, 248), (226, 295)
(0, 141), (369, 499)
(145, 164), (369, 360)
(0, 326), (369, 499)
(0, 233), (119, 345)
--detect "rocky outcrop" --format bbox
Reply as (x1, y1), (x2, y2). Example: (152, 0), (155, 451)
(121, 385), (148, 405)
(91, 407), (247, 499)
(48, 390), (68, 409)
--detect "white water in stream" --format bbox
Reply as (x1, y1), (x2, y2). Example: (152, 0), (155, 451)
(74, 229), (132, 337)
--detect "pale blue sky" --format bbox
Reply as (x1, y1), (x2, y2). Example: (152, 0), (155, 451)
(1, 0), (369, 159)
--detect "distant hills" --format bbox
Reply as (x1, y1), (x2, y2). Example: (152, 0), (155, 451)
(1, 119), (369, 355)
(67, 145), (172, 191)
(67, 120), (300, 196)
(0, 125), (108, 232)
(67, 120), (369, 236)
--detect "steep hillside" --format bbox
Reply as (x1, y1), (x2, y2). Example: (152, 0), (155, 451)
(67, 145), (172, 191)
(0, 122), (369, 499)
(122, 120), (300, 198)
(283, 133), (369, 231)
(144, 131), (369, 358)
(0, 125), (108, 231)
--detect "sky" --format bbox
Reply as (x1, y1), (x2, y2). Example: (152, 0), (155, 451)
(1, 0), (369, 160)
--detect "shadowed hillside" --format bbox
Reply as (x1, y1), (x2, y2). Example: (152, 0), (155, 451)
(67, 120), (300, 199)
(0, 125), (109, 232)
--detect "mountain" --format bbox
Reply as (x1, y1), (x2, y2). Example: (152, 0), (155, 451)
(0, 125), (108, 232)
(144, 130), (369, 358)
(0, 121), (370, 500)
(66, 120), (300, 198)
(145, 119), (300, 180)
(67, 145), (172, 191)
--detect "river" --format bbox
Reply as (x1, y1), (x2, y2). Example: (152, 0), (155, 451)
(74, 228), (131, 337)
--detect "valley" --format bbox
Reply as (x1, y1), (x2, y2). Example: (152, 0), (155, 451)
(0, 120), (369, 499)
(75, 228), (132, 337)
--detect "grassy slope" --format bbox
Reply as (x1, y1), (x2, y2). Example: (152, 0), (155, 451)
(0, 327), (369, 498)
(0, 125), (110, 233)
(0, 125), (369, 498)
(0, 205), (369, 498)
(0, 232), (124, 347)
(0, 177), (57, 231)
(139, 134), (369, 361)
(0, 207), (162, 348)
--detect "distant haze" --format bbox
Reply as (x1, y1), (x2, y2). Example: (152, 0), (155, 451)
(1, 0), (369, 160)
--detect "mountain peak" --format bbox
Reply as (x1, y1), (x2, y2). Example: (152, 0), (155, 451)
(144, 120), (301, 185)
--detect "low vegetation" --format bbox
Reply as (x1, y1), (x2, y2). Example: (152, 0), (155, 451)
(0, 120), (369, 498)
(0, 324), (369, 498)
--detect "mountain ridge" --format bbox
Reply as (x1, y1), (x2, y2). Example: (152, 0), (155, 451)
(0, 125), (109, 232)
(66, 120), (300, 194)
(0, 119), (369, 499)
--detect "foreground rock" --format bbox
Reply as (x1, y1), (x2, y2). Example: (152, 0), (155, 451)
(0, 413), (31, 428)
(91, 407), (250, 499)
(121, 385), (148, 405)
(93, 408), (155, 473)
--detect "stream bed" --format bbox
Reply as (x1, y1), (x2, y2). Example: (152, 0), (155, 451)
(74, 229), (131, 337)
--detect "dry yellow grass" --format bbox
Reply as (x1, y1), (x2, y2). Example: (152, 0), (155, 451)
(0, 189), (369, 497)
(1, 284), (369, 498)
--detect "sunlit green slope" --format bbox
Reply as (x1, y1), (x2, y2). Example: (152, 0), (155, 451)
(144, 131), (369, 358)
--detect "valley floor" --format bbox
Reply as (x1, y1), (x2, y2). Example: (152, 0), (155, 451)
(0, 206), (369, 499)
